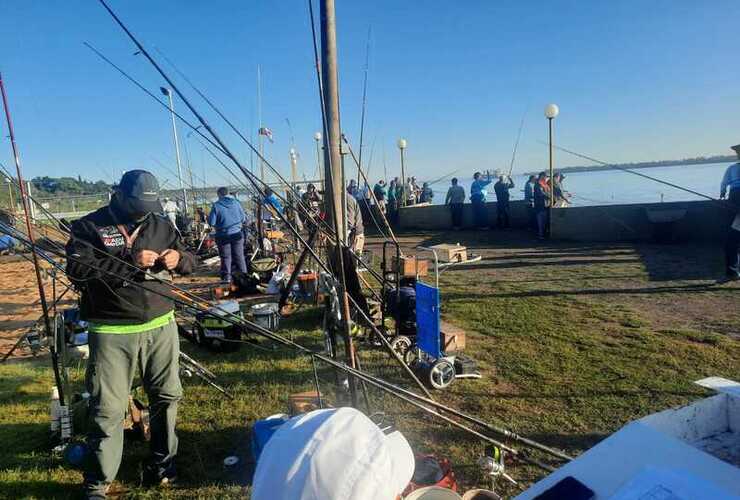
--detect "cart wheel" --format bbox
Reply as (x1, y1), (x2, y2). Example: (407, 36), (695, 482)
(390, 335), (412, 358)
(428, 359), (455, 389)
(403, 347), (419, 367)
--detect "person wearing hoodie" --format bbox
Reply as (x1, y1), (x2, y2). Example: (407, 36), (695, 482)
(208, 187), (247, 283)
(65, 170), (194, 498)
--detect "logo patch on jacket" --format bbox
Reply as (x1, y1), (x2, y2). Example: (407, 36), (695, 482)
(98, 226), (125, 248)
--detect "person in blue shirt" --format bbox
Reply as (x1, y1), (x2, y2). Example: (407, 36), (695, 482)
(470, 170), (492, 229)
(263, 187), (284, 216)
(208, 187), (247, 283)
(721, 144), (740, 279)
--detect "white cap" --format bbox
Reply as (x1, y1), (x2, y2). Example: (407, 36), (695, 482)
(251, 407), (415, 500)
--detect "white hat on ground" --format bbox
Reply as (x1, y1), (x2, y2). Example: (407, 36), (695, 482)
(251, 407), (415, 500)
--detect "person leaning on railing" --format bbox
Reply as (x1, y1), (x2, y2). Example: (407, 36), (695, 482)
(720, 144), (740, 279)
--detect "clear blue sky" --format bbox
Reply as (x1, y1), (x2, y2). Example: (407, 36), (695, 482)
(1, 0), (738, 186)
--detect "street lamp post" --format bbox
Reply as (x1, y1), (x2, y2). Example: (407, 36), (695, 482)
(397, 138), (407, 207)
(314, 132), (323, 183)
(161, 87), (188, 214)
(544, 103), (559, 238)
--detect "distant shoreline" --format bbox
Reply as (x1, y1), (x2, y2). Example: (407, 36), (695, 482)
(524, 155), (735, 176)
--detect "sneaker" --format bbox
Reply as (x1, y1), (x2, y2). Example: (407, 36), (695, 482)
(84, 483), (110, 499)
(142, 463), (177, 488)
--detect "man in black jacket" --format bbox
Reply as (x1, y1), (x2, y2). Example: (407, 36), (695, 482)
(65, 170), (194, 498)
(493, 174), (515, 229)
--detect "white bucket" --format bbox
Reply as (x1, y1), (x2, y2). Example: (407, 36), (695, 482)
(251, 302), (280, 331)
(404, 486), (462, 500)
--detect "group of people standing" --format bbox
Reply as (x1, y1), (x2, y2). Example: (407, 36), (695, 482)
(523, 171), (570, 239)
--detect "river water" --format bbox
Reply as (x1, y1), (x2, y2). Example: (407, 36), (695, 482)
(426, 162), (733, 207)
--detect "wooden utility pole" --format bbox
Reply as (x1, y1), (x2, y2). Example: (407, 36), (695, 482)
(320, 0), (345, 241)
(320, 0), (359, 408)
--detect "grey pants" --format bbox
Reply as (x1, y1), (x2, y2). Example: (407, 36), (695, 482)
(84, 319), (182, 490)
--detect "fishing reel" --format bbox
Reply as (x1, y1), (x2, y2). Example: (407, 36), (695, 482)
(478, 446), (517, 493)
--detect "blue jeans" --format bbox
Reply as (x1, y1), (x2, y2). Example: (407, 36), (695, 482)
(471, 195), (488, 228)
(217, 233), (247, 282)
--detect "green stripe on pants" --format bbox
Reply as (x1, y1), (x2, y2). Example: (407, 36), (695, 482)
(83, 318), (182, 491)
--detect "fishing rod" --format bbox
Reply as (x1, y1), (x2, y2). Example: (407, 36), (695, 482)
(356, 26), (372, 186)
(153, 46), (323, 228)
(0, 167), (568, 462)
(94, 40), (340, 250)
(342, 134), (397, 245)
(87, 13), (421, 406)
(546, 142), (736, 210)
(0, 222), (568, 470)
(508, 106), (528, 177)
(425, 167), (464, 187)
(0, 73), (66, 406)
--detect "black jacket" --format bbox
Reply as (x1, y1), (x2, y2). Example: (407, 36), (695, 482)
(65, 206), (194, 324)
(494, 179), (515, 204)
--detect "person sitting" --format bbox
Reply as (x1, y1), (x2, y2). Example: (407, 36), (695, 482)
(445, 177), (465, 230)
(251, 407), (414, 500)
(208, 187), (247, 283)
(493, 174), (515, 229)
(419, 182), (434, 204)
(470, 170), (493, 229)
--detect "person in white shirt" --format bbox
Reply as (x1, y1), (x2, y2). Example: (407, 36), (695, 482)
(161, 197), (179, 228)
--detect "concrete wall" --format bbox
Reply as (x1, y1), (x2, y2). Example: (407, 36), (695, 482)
(399, 200), (531, 230)
(399, 200), (734, 243)
(552, 200), (732, 242)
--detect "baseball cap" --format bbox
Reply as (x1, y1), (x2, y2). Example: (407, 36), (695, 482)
(731, 144), (740, 153)
(117, 170), (162, 216)
(251, 407), (415, 500)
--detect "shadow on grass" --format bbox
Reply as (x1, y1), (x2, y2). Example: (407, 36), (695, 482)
(463, 282), (732, 299)
(0, 479), (80, 499)
(446, 257), (643, 272)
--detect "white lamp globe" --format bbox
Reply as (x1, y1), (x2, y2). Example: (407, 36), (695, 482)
(397, 138), (407, 150)
(544, 104), (560, 119)
(314, 132), (322, 141)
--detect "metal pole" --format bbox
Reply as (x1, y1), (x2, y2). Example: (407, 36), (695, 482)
(0, 73), (64, 403)
(548, 117), (553, 238)
(400, 148), (406, 207)
(7, 180), (13, 213)
(165, 89), (187, 214)
(257, 65), (264, 182)
(314, 137), (323, 184)
(26, 181), (35, 221)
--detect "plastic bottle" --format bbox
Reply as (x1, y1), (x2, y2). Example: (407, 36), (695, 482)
(50, 386), (61, 432)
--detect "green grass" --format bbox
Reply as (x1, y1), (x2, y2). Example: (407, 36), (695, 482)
(1, 246), (739, 498)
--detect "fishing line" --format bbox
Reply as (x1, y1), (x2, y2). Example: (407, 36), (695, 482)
(355, 25), (372, 186)
(546, 142), (736, 210)
(89, 2), (570, 458)
(508, 105), (528, 176)
(342, 135), (397, 244)
(0, 221), (570, 468)
(153, 46), (324, 227)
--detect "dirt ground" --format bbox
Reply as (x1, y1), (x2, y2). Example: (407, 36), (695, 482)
(0, 257), (68, 361)
(2, 231), (737, 361)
